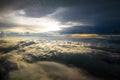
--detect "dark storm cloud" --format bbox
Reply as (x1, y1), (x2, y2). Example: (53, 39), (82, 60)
(0, 0), (84, 12)
(24, 6), (57, 17)
(24, 0), (120, 34)
(0, 0), (119, 12)
(20, 0), (120, 19)
(0, 0), (120, 34)
(56, 4), (120, 22)
(56, 0), (120, 34)
(0, 22), (14, 31)
(60, 19), (120, 34)
(0, 0), (15, 10)
(1, 0), (119, 16)
(59, 26), (93, 34)
(0, 22), (16, 28)
(0, 0), (30, 12)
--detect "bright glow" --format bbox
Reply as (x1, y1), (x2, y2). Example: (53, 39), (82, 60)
(6, 14), (83, 33)
(1, 9), (87, 33)
(17, 10), (26, 15)
(71, 34), (105, 38)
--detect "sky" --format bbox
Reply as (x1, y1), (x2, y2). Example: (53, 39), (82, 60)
(0, 0), (120, 35)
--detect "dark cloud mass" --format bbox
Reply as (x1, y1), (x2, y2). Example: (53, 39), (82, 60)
(60, 19), (120, 34)
(0, 0), (120, 34)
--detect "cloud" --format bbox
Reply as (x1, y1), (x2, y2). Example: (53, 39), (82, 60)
(9, 61), (94, 80)
(1, 37), (120, 80)
(0, 0), (120, 34)
(0, 50), (95, 80)
(70, 34), (105, 38)
(0, 8), (86, 33)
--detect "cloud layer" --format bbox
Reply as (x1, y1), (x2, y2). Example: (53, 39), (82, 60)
(0, 37), (120, 80)
(9, 61), (94, 80)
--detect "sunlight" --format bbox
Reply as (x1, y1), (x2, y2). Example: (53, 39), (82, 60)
(12, 15), (66, 32)
(2, 10), (83, 33)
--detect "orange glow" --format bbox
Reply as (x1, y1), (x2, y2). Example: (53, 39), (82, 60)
(70, 34), (105, 38)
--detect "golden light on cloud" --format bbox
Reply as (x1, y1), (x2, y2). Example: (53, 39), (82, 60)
(70, 34), (105, 38)
(0, 9), (87, 33)
(13, 16), (84, 33)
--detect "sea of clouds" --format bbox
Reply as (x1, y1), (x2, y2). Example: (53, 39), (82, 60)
(0, 38), (120, 80)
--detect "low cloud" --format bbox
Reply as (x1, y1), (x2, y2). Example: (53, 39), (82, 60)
(70, 34), (105, 38)
(0, 37), (120, 80)
(9, 61), (94, 80)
